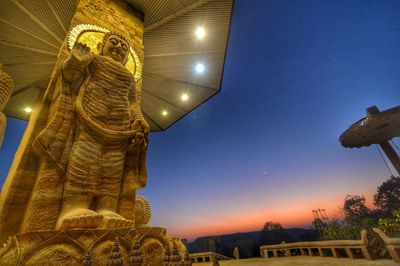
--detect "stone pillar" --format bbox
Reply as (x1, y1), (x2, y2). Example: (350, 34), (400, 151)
(300, 248), (306, 256)
(0, 64), (14, 148)
(361, 247), (373, 260)
(346, 248), (354, 259)
(331, 248), (339, 258)
(0, 0), (144, 243)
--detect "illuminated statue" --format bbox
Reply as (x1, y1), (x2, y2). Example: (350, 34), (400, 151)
(22, 32), (149, 230)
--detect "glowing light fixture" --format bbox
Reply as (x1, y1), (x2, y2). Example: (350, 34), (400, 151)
(181, 93), (189, 101)
(24, 107), (32, 113)
(195, 26), (206, 39)
(162, 110), (168, 116)
(195, 63), (205, 73)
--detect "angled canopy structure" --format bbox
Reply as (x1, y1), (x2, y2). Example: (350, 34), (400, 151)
(340, 105), (400, 148)
(340, 105), (400, 176)
(0, 0), (233, 131)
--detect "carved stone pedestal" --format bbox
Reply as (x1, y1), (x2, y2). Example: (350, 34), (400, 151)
(0, 227), (173, 266)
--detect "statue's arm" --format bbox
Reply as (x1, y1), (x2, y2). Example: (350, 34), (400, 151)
(130, 95), (144, 121)
(62, 43), (93, 82)
(129, 85), (150, 142)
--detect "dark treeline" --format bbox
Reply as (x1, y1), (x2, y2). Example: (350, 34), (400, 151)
(187, 227), (318, 258)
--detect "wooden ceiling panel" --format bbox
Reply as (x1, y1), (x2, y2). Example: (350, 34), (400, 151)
(4, 87), (41, 120)
(142, 72), (209, 112)
(17, 0), (66, 40)
(4, 63), (52, 91)
(47, 0), (78, 26)
(124, 0), (187, 27)
(144, 52), (226, 89)
(0, 0), (62, 46)
(0, 43), (57, 65)
(0, 20), (58, 52)
(141, 89), (187, 130)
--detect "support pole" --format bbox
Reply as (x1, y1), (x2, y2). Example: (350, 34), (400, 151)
(379, 141), (400, 176)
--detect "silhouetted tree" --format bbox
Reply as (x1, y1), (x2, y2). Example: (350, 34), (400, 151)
(260, 221), (292, 245)
(343, 195), (371, 218)
(262, 221), (283, 231)
(374, 176), (400, 216)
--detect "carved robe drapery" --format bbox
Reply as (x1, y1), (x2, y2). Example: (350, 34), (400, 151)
(0, 55), (147, 235)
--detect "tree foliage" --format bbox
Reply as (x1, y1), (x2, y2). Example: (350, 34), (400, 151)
(260, 221), (293, 245)
(378, 210), (400, 236)
(374, 176), (400, 215)
(262, 221), (283, 232)
(343, 195), (370, 218)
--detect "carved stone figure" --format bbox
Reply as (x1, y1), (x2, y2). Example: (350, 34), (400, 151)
(233, 246), (239, 259)
(0, 64), (14, 147)
(22, 32), (149, 231)
(0, 0), (191, 264)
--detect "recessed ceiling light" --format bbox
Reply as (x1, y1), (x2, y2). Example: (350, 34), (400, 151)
(162, 110), (168, 116)
(24, 107), (32, 113)
(195, 63), (205, 73)
(195, 26), (205, 39)
(181, 93), (189, 101)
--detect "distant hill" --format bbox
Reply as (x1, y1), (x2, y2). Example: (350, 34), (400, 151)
(188, 228), (318, 258)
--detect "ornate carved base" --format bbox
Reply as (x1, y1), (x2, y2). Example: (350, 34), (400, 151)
(0, 227), (178, 266)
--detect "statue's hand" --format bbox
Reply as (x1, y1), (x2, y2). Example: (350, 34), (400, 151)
(131, 131), (147, 148)
(73, 42), (91, 56)
(130, 119), (150, 148)
(62, 42), (94, 82)
(131, 119), (150, 136)
(69, 42), (93, 68)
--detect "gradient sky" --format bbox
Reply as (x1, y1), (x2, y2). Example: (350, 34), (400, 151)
(1, 0), (400, 241)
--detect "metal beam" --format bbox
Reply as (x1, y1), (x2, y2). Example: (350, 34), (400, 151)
(379, 141), (400, 176)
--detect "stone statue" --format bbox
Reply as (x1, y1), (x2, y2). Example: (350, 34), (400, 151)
(233, 246), (239, 259)
(0, 1), (190, 263)
(0, 64), (14, 148)
(22, 32), (149, 231)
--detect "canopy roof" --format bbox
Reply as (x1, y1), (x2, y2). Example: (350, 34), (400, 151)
(340, 106), (400, 148)
(0, 0), (233, 131)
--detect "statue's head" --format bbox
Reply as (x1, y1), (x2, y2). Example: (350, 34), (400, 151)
(97, 32), (130, 65)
